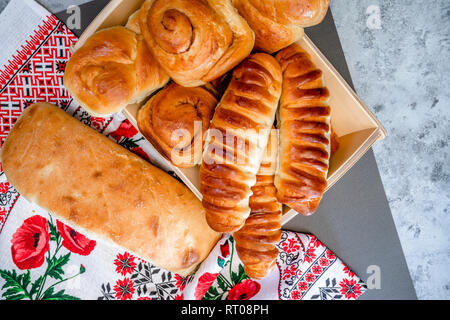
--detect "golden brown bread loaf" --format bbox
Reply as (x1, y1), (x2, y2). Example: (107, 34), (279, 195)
(232, 0), (330, 53)
(234, 129), (282, 279)
(138, 0), (255, 87)
(137, 83), (218, 168)
(1, 103), (221, 276)
(275, 44), (331, 216)
(64, 26), (169, 116)
(200, 53), (282, 233)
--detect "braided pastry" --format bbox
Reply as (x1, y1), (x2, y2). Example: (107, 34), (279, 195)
(137, 83), (217, 168)
(234, 128), (282, 279)
(200, 53), (282, 233)
(232, 0), (329, 53)
(275, 44), (331, 216)
(138, 0), (254, 87)
(64, 27), (169, 116)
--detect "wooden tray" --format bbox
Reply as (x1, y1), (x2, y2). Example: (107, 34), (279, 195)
(73, 0), (387, 225)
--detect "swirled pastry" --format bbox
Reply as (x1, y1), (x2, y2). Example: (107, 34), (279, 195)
(234, 129), (282, 279)
(138, 0), (255, 87)
(200, 53), (282, 233)
(232, 0), (330, 53)
(64, 27), (169, 116)
(275, 44), (331, 216)
(137, 83), (217, 168)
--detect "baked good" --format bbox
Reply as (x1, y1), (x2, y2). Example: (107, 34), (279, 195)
(234, 128), (282, 279)
(1, 103), (221, 276)
(200, 53), (282, 233)
(232, 0), (330, 53)
(330, 126), (340, 155)
(138, 0), (255, 87)
(64, 26), (169, 116)
(126, 10), (141, 34)
(275, 44), (331, 216)
(137, 83), (218, 168)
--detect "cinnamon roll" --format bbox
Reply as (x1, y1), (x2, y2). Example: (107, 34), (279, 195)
(137, 83), (218, 168)
(64, 27), (169, 116)
(138, 0), (255, 87)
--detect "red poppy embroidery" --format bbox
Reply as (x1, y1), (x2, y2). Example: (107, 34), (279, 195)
(56, 220), (96, 256)
(174, 294), (184, 300)
(227, 279), (261, 300)
(0, 182), (10, 193)
(297, 281), (308, 291)
(114, 252), (137, 276)
(175, 274), (188, 291)
(312, 265), (323, 275)
(114, 278), (135, 300)
(138, 297), (152, 300)
(195, 272), (219, 300)
(110, 120), (138, 140)
(319, 257), (329, 267)
(291, 290), (302, 300)
(326, 249), (336, 260)
(131, 147), (151, 162)
(339, 278), (363, 300)
(11, 215), (50, 270)
(220, 240), (230, 258)
(305, 273), (315, 283)
(304, 247), (317, 264)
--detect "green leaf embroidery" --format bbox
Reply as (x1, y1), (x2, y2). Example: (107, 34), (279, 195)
(216, 275), (228, 291)
(47, 253), (71, 280)
(30, 275), (44, 298)
(41, 287), (80, 300)
(231, 271), (239, 284)
(0, 270), (31, 300)
(120, 137), (142, 150)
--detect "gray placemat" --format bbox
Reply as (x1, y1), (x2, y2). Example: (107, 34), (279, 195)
(54, 1), (417, 300)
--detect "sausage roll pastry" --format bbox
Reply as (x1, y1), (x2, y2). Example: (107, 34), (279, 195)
(275, 44), (331, 216)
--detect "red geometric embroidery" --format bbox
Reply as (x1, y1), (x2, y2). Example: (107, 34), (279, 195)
(0, 15), (77, 147)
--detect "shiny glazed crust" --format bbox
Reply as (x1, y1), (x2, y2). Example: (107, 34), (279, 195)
(232, 0), (329, 53)
(138, 0), (255, 87)
(234, 129), (282, 279)
(137, 83), (218, 168)
(275, 44), (331, 216)
(200, 53), (282, 233)
(64, 26), (169, 116)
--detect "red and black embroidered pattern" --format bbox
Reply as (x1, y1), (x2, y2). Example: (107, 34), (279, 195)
(98, 252), (185, 300)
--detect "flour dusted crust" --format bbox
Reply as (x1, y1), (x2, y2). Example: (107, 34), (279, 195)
(1, 103), (220, 276)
